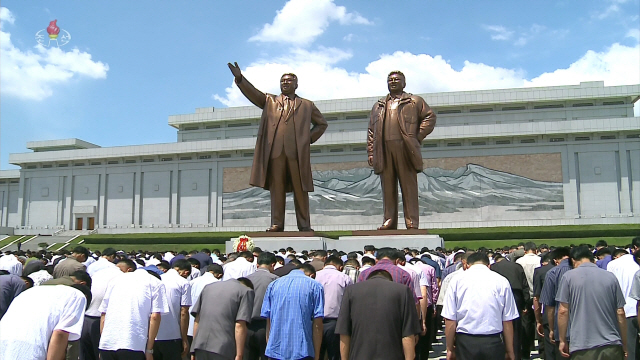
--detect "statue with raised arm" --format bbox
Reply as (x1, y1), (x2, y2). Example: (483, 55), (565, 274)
(367, 71), (436, 230)
(227, 62), (328, 232)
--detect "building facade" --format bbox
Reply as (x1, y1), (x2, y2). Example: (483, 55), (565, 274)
(2, 81), (639, 234)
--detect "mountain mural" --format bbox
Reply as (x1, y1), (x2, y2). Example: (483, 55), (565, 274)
(222, 164), (564, 220)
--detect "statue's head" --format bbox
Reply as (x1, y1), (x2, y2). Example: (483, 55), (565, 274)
(280, 73), (298, 96)
(387, 71), (406, 94)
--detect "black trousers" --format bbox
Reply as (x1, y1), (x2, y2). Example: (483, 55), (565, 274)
(245, 319), (268, 360)
(521, 308), (536, 359)
(542, 323), (562, 360)
(512, 316), (522, 360)
(455, 333), (505, 360)
(153, 339), (183, 360)
(99, 350), (145, 360)
(80, 315), (101, 360)
(195, 350), (228, 360)
(320, 318), (339, 360)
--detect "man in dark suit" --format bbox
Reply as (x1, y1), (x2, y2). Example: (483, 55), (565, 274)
(245, 252), (279, 360)
(336, 269), (421, 360)
(228, 63), (328, 232)
(491, 254), (530, 360)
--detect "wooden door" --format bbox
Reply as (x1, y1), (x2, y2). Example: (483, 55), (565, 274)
(76, 217), (83, 230)
(88, 217), (95, 230)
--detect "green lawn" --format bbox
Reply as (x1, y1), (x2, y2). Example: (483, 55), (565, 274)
(0, 235), (21, 249)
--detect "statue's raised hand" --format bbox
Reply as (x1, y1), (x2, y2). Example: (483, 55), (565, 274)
(228, 62), (242, 82)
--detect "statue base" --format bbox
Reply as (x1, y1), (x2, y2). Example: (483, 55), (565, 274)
(227, 236), (331, 253)
(228, 231), (443, 254)
(326, 233), (444, 253)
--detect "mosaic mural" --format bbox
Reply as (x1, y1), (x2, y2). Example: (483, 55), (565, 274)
(222, 153), (564, 226)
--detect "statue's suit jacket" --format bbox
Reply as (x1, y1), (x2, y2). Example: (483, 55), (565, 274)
(236, 76), (327, 192)
(367, 92), (436, 174)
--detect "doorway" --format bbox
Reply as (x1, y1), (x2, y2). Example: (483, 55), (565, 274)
(88, 217), (95, 230)
(76, 217), (83, 230)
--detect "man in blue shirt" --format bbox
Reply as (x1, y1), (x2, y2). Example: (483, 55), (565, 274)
(261, 267), (324, 360)
(539, 247), (572, 354)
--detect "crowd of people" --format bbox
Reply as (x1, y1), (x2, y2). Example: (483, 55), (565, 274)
(1, 237), (640, 360)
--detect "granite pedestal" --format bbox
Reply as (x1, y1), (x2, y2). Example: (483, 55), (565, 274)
(328, 234), (444, 253)
(226, 236), (330, 253)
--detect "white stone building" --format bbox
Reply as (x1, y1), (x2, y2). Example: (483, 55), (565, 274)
(2, 81), (639, 235)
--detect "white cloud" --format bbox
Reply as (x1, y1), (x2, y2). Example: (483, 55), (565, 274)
(343, 33), (354, 42)
(249, 0), (371, 46)
(0, 7), (109, 101)
(483, 25), (513, 41)
(214, 42), (640, 108)
(0, 6), (15, 25)
(595, 0), (630, 19)
(627, 29), (640, 42)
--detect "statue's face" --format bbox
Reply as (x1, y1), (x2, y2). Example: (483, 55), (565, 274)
(387, 73), (405, 93)
(280, 74), (298, 96)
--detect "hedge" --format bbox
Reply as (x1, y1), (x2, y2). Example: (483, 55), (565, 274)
(437, 227), (640, 242)
(83, 237), (229, 245)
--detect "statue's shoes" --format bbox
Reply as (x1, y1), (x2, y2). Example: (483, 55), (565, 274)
(266, 225), (284, 232)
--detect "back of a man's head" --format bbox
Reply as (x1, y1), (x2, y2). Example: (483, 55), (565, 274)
(72, 246), (90, 261)
(117, 259), (137, 272)
(102, 248), (117, 259)
(206, 263), (224, 277)
(257, 252), (277, 266)
(364, 245), (376, 253)
(71, 270), (92, 289)
(288, 259), (302, 267)
(362, 256), (376, 266)
(612, 248), (628, 259)
(314, 250), (327, 259)
(173, 259), (191, 271)
(324, 256), (344, 268)
(239, 251), (254, 262)
(467, 252), (490, 266)
(376, 247), (398, 261)
(632, 237), (640, 251)
(344, 259), (360, 268)
(524, 242), (537, 253)
(550, 247), (571, 261)
(201, 248), (211, 255)
(297, 263), (316, 278)
(570, 246), (595, 263)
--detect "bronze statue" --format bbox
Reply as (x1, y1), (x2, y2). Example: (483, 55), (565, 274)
(367, 71), (436, 230)
(228, 62), (328, 232)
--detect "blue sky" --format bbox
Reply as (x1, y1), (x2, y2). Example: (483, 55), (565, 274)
(1, 0), (639, 169)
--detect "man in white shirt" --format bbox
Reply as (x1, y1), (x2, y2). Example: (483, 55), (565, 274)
(442, 252), (519, 360)
(187, 263), (223, 357)
(0, 283), (90, 360)
(81, 259), (135, 360)
(0, 252), (24, 275)
(99, 268), (169, 360)
(515, 242), (541, 359)
(222, 251), (257, 281)
(155, 259), (192, 359)
(607, 248), (640, 359)
(86, 248), (117, 276)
